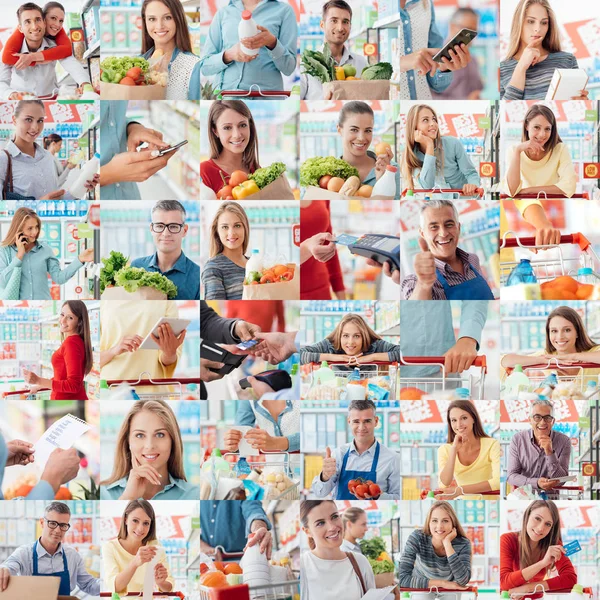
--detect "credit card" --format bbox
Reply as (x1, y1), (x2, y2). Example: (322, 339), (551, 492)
(563, 540), (581, 556)
(334, 234), (359, 246)
(236, 339), (258, 350)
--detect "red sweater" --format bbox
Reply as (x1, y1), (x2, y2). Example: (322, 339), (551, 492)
(224, 300), (286, 332)
(2, 27), (72, 65)
(300, 201), (345, 299)
(200, 159), (229, 194)
(500, 532), (577, 592)
(51, 335), (88, 400)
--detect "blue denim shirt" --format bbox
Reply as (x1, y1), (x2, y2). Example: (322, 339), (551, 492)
(200, 500), (271, 553)
(99, 101), (141, 200)
(130, 250), (200, 300)
(101, 474), (199, 500)
(199, 0), (297, 92)
(142, 47), (201, 100)
(235, 400), (299, 452)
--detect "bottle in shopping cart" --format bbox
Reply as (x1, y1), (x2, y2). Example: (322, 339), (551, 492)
(401, 592), (411, 600)
(506, 259), (537, 286)
(501, 592), (510, 600)
(241, 532), (271, 588)
(584, 380), (597, 399)
(453, 387), (470, 399)
(537, 372), (558, 398)
(245, 248), (263, 284)
(577, 267), (595, 285)
(111, 594), (121, 600)
(315, 361), (336, 385)
(234, 456), (252, 479)
(239, 11), (260, 56)
(568, 584), (585, 600)
(371, 165), (397, 199)
(504, 364), (530, 396)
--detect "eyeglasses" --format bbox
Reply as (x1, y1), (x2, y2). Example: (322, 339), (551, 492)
(151, 222), (185, 233)
(531, 414), (555, 423)
(44, 518), (70, 531)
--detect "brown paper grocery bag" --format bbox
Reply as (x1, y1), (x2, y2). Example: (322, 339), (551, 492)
(323, 80), (391, 100)
(101, 81), (166, 100)
(303, 185), (394, 200)
(101, 286), (167, 300)
(247, 174), (295, 200)
(242, 267), (299, 300)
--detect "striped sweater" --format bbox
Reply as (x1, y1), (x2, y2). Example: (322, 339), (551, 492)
(201, 254), (246, 300)
(301, 338), (401, 365)
(500, 52), (578, 100)
(399, 529), (472, 589)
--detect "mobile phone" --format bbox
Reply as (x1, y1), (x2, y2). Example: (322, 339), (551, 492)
(432, 28), (478, 63)
(157, 140), (188, 156)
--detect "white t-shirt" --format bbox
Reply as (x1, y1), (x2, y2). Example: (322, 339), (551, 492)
(300, 550), (375, 600)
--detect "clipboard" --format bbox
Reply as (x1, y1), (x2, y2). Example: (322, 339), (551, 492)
(139, 317), (191, 350)
(0, 576), (60, 599)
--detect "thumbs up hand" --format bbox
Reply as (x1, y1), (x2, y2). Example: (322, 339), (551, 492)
(321, 447), (337, 482)
(414, 236), (437, 289)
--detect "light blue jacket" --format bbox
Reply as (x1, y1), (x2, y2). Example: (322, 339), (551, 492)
(199, 0), (297, 92)
(142, 47), (201, 100)
(101, 473), (199, 500)
(0, 242), (83, 300)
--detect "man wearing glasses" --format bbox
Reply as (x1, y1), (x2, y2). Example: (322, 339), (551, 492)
(130, 200), (200, 300)
(0, 501), (100, 595)
(507, 399), (571, 495)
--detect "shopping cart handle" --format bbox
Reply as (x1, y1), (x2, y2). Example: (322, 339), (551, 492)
(401, 356), (487, 370)
(499, 192), (589, 199)
(105, 378), (200, 385)
(500, 232), (590, 251)
(306, 361), (399, 366)
(402, 188), (484, 196)
(400, 587), (478, 594)
(505, 361), (600, 372)
(99, 593), (185, 598)
(1, 388), (50, 396)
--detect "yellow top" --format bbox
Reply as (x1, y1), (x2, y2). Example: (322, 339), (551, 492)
(102, 538), (175, 594)
(500, 143), (576, 198)
(438, 437), (501, 499)
(100, 299), (181, 381)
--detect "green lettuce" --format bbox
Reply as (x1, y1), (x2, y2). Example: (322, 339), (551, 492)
(100, 251), (129, 293)
(368, 558), (395, 574)
(114, 267), (178, 299)
(300, 157), (359, 187)
(100, 56), (149, 83)
(249, 162), (287, 189)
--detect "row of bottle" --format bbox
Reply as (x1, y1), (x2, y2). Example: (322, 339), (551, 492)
(101, 200), (200, 223)
(506, 260), (596, 286)
(504, 367), (599, 398)
(502, 302), (580, 318)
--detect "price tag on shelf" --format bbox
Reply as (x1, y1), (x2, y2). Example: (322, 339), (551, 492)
(480, 162), (496, 177)
(583, 163), (600, 178)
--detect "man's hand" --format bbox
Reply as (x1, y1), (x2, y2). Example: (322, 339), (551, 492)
(321, 447), (337, 481)
(538, 435), (553, 455)
(366, 258), (400, 284)
(414, 237), (437, 289)
(201, 358), (225, 383)
(99, 150), (174, 186)
(443, 337), (477, 374)
(538, 477), (560, 491)
(41, 448), (80, 492)
(6, 439), (35, 467)
(251, 331), (297, 364)
(247, 524), (273, 559)
(246, 376), (276, 397)
(127, 123), (169, 152)
(234, 320), (261, 341)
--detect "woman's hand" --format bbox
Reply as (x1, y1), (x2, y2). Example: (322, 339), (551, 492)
(5, 439), (35, 467)
(443, 527), (458, 547)
(133, 544), (158, 569)
(152, 323), (186, 365)
(244, 426), (277, 451)
(435, 581), (469, 591)
(224, 429), (243, 452)
(40, 190), (65, 200)
(22, 368), (41, 385)
(301, 232), (336, 263)
(433, 487), (461, 500)
(517, 42), (542, 71)
(120, 455), (163, 500)
(462, 184), (478, 196)
(99, 151), (173, 186)
(113, 335), (143, 357)
(78, 248), (94, 263)
(439, 44), (471, 72)
(13, 53), (38, 70)
(375, 147), (393, 180)
(241, 26), (277, 51)
(84, 173), (100, 192)
(346, 354), (363, 366)
(516, 138), (545, 156)
(541, 545), (565, 568)
(15, 232), (28, 259)
(224, 43), (259, 64)
(400, 49), (438, 77)
(453, 432), (467, 448)
(126, 123), (169, 152)
(154, 562), (169, 587)
(414, 130), (434, 151)
(571, 89), (589, 100)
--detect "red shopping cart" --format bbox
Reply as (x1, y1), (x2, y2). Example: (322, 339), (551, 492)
(1, 388), (51, 399)
(400, 586), (479, 599)
(509, 585), (594, 600)
(219, 84), (292, 100)
(422, 487), (500, 500)
(510, 484), (584, 500)
(499, 231), (600, 285)
(400, 356), (487, 400)
(100, 594), (185, 598)
(401, 188), (485, 199)
(301, 360), (398, 400)
(104, 372), (201, 400)
(499, 192), (594, 200)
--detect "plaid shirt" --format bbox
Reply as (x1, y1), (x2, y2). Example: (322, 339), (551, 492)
(402, 247), (483, 300)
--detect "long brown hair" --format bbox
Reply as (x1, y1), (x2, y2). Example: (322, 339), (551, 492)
(545, 306), (596, 353)
(300, 500), (337, 551)
(522, 104), (562, 158)
(446, 400), (490, 443)
(209, 201), (250, 258)
(423, 501), (467, 539)
(401, 104), (445, 191)
(62, 301), (93, 376)
(518, 500), (561, 573)
(342, 506), (366, 527)
(505, 0), (561, 60)
(141, 0), (192, 54)
(207, 101), (260, 174)
(101, 399), (187, 487)
(118, 499), (157, 545)
(326, 313), (382, 354)
(1, 208), (42, 247)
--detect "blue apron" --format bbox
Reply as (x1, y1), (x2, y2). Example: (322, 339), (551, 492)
(436, 265), (495, 300)
(32, 540), (71, 596)
(336, 442), (380, 500)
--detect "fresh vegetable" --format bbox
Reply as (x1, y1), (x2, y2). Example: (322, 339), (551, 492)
(300, 44), (336, 83)
(126, 66), (143, 81)
(114, 267), (178, 299)
(118, 76), (136, 86)
(217, 185), (234, 200)
(327, 177), (345, 192)
(400, 387), (426, 400)
(369, 483), (382, 497)
(200, 571), (228, 588)
(378, 551), (392, 563)
(343, 64), (357, 77)
(232, 179), (260, 200)
(300, 157), (359, 187)
(335, 66), (346, 80)
(319, 175), (333, 189)
(355, 484), (368, 498)
(229, 170), (248, 187)
(249, 162), (286, 189)
(223, 563), (243, 575)
(100, 250), (129, 293)
(100, 56), (149, 84)
(339, 175), (361, 196)
(368, 558), (395, 575)
(244, 264), (295, 285)
(347, 477), (381, 499)
(360, 536), (387, 560)
(361, 62), (394, 81)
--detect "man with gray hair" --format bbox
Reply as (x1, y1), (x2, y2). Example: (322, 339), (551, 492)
(401, 200), (494, 300)
(506, 399), (571, 495)
(0, 501), (100, 595)
(130, 200), (200, 300)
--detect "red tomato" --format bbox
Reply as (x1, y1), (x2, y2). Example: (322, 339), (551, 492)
(355, 484), (368, 498)
(369, 484), (381, 497)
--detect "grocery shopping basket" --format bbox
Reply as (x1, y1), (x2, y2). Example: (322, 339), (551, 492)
(222, 451), (301, 500)
(219, 84), (292, 100)
(499, 231), (600, 284)
(401, 187), (485, 199)
(400, 586), (478, 599)
(105, 372), (201, 400)
(399, 355), (487, 400)
(1, 387), (51, 400)
(502, 359), (600, 397)
(302, 360), (398, 400)
(100, 594), (185, 598)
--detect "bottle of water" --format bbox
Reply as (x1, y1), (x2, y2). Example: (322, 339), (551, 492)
(506, 259), (537, 286)
(234, 456), (252, 479)
(577, 267), (595, 285)
(584, 380), (597, 399)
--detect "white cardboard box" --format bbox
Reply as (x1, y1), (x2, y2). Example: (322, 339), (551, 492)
(545, 68), (589, 100)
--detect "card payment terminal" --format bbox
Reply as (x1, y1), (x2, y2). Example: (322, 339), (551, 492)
(347, 234), (400, 271)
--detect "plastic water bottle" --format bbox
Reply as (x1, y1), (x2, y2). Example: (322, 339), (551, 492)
(577, 267), (595, 285)
(68, 152), (100, 199)
(454, 387), (471, 399)
(538, 372), (558, 397)
(234, 456), (252, 478)
(506, 259), (537, 286)
(245, 249), (263, 284)
(504, 364), (530, 396)
(585, 380), (597, 399)
(371, 165), (397, 198)
(238, 11), (259, 56)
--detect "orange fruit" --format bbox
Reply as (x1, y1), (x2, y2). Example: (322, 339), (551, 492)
(54, 487), (72, 500)
(213, 561), (226, 573)
(541, 288), (564, 300)
(200, 571), (228, 588)
(272, 264), (288, 277)
(400, 387), (425, 400)
(576, 283), (594, 299)
(550, 276), (579, 294)
(223, 563), (243, 575)
(561, 291), (578, 300)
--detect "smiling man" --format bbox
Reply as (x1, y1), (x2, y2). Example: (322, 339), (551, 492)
(507, 399), (571, 497)
(130, 200), (200, 300)
(311, 399), (400, 500)
(402, 200), (494, 300)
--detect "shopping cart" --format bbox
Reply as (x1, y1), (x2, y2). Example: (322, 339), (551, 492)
(222, 451), (301, 500)
(219, 84), (292, 100)
(302, 361), (398, 400)
(1, 387), (51, 400)
(399, 355), (487, 400)
(510, 484), (584, 500)
(499, 191), (595, 200)
(401, 187), (485, 199)
(499, 231), (600, 285)
(427, 487), (500, 500)
(400, 586), (478, 599)
(509, 584), (594, 600)
(104, 372), (201, 400)
(99, 594), (185, 598)
(502, 359), (600, 398)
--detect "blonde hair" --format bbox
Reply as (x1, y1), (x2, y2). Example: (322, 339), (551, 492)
(209, 201), (250, 258)
(1, 208), (42, 247)
(101, 399), (187, 487)
(326, 313), (382, 354)
(505, 0), (561, 60)
(423, 501), (467, 539)
(401, 104), (445, 191)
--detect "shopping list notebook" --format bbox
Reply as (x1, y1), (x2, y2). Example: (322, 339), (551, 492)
(34, 413), (91, 466)
(0, 576), (60, 599)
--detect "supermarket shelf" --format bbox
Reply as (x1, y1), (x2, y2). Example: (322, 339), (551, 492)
(83, 39), (100, 60)
(156, 169), (191, 201)
(373, 14), (401, 29)
(349, 27), (369, 41)
(376, 324), (400, 336)
(301, 311), (367, 317)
